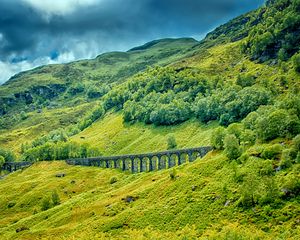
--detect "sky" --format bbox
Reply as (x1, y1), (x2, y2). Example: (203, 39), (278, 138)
(0, 0), (264, 84)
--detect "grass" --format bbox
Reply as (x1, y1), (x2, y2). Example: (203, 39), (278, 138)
(0, 103), (94, 154)
(0, 152), (300, 239)
(71, 112), (216, 156)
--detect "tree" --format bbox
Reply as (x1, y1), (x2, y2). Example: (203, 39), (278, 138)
(41, 197), (51, 211)
(293, 53), (300, 73)
(292, 134), (300, 151)
(224, 134), (242, 160)
(236, 74), (256, 88)
(167, 135), (177, 150)
(211, 127), (226, 150)
(239, 173), (260, 208)
(256, 109), (300, 141)
(0, 148), (16, 162)
(52, 191), (61, 206)
(0, 156), (5, 171)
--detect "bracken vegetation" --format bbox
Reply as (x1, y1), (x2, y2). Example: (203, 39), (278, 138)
(0, 0), (300, 239)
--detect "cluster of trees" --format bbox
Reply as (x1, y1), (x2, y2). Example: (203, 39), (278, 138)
(242, 0), (300, 62)
(0, 147), (16, 170)
(194, 85), (271, 126)
(22, 141), (101, 162)
(100, 64), (296, 133)
(211, 94), (300, 159)
(123, 92), (191, 125)
(103, 67), (274, 127)
(0, 148), (16, 163)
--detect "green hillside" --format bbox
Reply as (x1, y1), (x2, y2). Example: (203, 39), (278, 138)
(1, 155), (300, 240)
(1, 0), (300, 239)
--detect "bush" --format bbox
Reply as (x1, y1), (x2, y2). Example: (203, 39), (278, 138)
(261, 144), (283, 160)
(260, 177), (279, 205)
(258, 160), (274, 176)
(236, 74), (256, 88)
(0, 156), (4, 169)
(237, 153), (249, 164)
(167, 135), (177, 150)
(282, 175), (300, 199)
(242, 112), (259, 130)
(256, 109), (300, 141)
(169, 169), (177, 180)
(224, 134), (242, 160)
(52, 191), (61, 206)
(0, 147), (16, 162)
(109, 176), (118, 184)
(292, 134), (300, 151)
(227, 123), (242, 140)
(238, 173), (260, 208)
(292, 52), (300, 73)
(240, 129), (256, 146)
(41, 197), (51, 211)
(211, 127), (226, 150)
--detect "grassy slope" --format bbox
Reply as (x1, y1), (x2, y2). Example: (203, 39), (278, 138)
(0, 156), (299, 240)
(71, 112), (216, 156)
(0, 102), (94, 154)
(2, 40), (298, 154)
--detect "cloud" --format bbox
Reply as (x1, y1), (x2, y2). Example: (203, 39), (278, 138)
(22, 0), (99, 17)
(0, 0), (264, 84)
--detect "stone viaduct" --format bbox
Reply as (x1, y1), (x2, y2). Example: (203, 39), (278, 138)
(1, 146), (213, 174)
(66, 146), (213, 173)
(1, 161), (32, 173)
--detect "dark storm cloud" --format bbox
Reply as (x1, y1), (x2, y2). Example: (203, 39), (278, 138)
(0, 0), (264, 83)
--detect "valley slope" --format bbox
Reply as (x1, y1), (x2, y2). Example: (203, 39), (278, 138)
(1, 0), (300, 239)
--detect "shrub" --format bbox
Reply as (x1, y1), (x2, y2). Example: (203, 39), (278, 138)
(41, 197), (51, 211)
(7, 201), (16, 208)
(292, 134), (300, 151)
(258, 160), (274, 176)
(282, 175), (300, 199)
(169, 169), (177, 180)
(20, 111), (28, 120)
(256, 109), (300, 141)
(236, 74), (256, 88)
(51, 191), (61, 206)
(292, 52), (300, 73)
(0, 156), (4, 169)
(109, 176), (118, 184)
(211, 127), (226, 150)
(281, 149), (294, 166)
(0, 148), (16, 162)
(261, 144), (283, 160)
(238, 173), (260, 208)
(227, 123), (242, 140)
(224, 134), (242, 160)
(167, 135), (177, 150)
(237, 153), (249, 164)
(242, 112), (259, 130)
(240, 129), (256, 146)
(260, 177), (279, 205)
